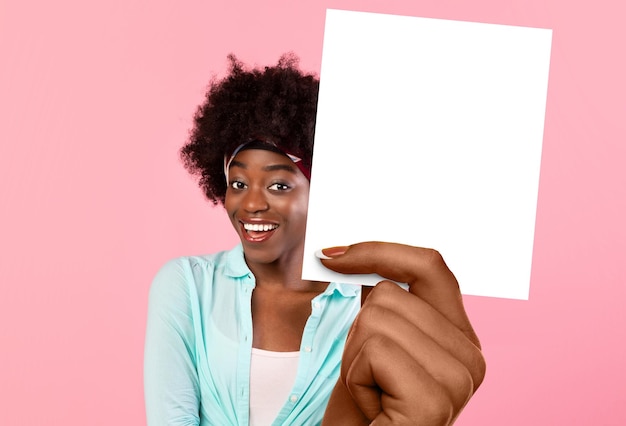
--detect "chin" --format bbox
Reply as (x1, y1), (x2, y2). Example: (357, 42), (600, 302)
(240, 240), (303, 267)
(240, 241), (278, 263)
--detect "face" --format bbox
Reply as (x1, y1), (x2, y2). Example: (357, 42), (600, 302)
(224, 148), (310, 267)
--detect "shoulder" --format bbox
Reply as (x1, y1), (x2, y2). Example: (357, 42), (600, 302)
(149, 245), (244, 302)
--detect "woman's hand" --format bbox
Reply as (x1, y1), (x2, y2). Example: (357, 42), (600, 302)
(320, 242), (486, 426)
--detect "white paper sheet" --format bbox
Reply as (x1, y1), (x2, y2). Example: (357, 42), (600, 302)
(302, 9), (552, 300)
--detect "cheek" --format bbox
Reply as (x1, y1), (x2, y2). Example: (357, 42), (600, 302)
(289, 193), (309, 226)
(223, 196), (237, 221)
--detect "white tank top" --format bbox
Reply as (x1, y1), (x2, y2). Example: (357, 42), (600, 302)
(249, 348), (300, 426)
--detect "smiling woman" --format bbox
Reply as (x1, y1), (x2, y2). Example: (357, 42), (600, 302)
(144, 54), (485, 426)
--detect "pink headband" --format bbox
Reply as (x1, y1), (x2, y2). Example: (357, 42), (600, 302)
(223, 139), (311, 181)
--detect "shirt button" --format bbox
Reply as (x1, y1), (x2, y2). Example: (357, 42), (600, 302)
(304, 346), (312, 353)
(290, 394), (298, 403)
(313, 302), (321, 309)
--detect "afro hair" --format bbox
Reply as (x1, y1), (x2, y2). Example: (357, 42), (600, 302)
(180, 53), (319, 205)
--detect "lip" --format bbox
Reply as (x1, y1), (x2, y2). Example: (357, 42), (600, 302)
(238, 218), (280, 243)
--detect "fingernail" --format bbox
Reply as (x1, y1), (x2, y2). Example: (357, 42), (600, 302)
(315, 246), (348, 259)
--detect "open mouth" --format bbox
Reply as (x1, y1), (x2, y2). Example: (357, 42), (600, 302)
(240, 221), (279, 242)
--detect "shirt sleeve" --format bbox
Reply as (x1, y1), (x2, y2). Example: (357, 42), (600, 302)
(144, 258), (201, 426)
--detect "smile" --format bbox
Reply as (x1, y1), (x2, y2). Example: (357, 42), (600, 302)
(239, 221), (279, 243)
(243, 223), (279, 232)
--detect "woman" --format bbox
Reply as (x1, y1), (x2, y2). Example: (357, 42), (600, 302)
(144, 54), (485, 425)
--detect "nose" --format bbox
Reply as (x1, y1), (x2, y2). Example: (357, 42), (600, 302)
(242, 186), (269, 213)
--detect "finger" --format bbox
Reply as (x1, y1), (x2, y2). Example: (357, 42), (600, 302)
(320, 242), (449, 285)
(321, 242), (479, 347)
(343, 288), (477, 408)
(358, 281), (485, 390)
(346, 336), (458, 426)
(322, 379), (369, 426)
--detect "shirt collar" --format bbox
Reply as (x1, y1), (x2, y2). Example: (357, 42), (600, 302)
(323, 282), (359, 298)
(224, 244), (252, 278)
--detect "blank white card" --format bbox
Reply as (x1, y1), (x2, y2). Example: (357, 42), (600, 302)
(302, 9), (552, 299)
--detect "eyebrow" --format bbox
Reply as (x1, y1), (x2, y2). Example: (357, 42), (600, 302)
(229, 160), (297, 174)
(263, 164), (297, 173)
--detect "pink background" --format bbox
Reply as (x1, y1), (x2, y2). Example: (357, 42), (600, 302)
(0, 0), (624, 425)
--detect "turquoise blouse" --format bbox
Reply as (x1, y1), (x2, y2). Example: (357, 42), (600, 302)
(144, 245), (361, 425)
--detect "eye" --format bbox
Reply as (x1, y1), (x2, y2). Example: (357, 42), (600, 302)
(268, 182), (290, 191)
(229, 181), (247, 190)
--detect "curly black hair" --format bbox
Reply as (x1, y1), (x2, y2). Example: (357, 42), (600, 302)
(180, 53), (319, 205)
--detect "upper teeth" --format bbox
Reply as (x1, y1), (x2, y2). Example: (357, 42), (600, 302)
(243, 223), (278, 232)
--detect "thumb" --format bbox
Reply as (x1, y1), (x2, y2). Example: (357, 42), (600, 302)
(317, 241), (425, 284)
(318, 244), (379, 275)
